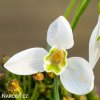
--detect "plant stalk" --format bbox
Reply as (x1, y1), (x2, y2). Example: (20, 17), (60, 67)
(54, 76), (60, 100)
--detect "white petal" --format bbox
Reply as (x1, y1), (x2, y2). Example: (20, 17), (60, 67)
(60, 57), (94, 95)
(89, 15), (100, 69)
(47, 16), (74, 49)
(4, 48), (48, 75)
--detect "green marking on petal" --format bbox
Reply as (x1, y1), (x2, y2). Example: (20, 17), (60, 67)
(97, 36), (100, 41)
(62, 50), (67, 66)
(62, 58), (67, 66)
(46, 64), (53, 71)
(53, 64), (61, 74)
(45, 54), (50, 61)
(44, 47), (68, 75)
(45, 48), (57, 61)
(46, 63), (60, 74)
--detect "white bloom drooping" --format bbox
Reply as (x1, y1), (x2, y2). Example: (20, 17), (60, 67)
(89, 15), (100, 69)
(4, 16), (94, 95)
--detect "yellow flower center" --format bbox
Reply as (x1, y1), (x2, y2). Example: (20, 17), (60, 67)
(44, 47), (67, 75)
(50, 50), (64, 64)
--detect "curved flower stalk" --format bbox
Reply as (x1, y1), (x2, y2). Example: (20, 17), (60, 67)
(89, 15), (100, 69)
(4, 16), (94, 95)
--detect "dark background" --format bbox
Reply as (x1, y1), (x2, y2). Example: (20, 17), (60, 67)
(0, 0), (99, 86)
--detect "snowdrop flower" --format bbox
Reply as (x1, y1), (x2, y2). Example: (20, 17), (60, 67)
(89, 15), (100, 69)
(4, 16), (94, 95)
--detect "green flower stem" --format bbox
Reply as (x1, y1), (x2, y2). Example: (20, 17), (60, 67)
(23, 76), (26, 92)
(54, 76), (60, 100)
(28, 75), (31, 94)
(64, 0), (77, 19)
(17, 75), (21, 80)
(98, 1), (100, 14)
(71, 0), (91, 30)
(30, 82), (39, 100)
(74, 0), (84, 15)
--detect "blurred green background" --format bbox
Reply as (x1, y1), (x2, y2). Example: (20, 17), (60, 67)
(0, 0), (99, 86)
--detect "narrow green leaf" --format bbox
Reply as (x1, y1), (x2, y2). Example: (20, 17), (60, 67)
(30, 82), (39, 100)
(64, 0), (77, 19)
(71, 0), (91, 30)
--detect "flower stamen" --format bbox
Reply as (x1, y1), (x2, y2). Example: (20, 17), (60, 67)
(50, 50), (63, 64)
(44, 48), (68, 75)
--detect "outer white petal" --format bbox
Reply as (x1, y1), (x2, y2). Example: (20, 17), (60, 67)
(47, 16), (74, 49)
(89, 15), (100, 69)
(4, 48), (48, 75)
(60, 57), (94, 95)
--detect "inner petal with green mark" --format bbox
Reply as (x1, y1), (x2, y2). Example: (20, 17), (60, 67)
(44, 47), (68, 75)
(97, 36), (100, 48)
(97, 36), (100, 41)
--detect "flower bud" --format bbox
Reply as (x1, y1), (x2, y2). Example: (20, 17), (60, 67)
(89, 15), (100, 68)
(33, 73), (44, 81)
(48, 72), (55, 79)
(7, 79), (22, 94)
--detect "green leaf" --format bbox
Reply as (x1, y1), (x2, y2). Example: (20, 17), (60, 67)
(71, 0), (91, 30)
(64, 0), (77, 18)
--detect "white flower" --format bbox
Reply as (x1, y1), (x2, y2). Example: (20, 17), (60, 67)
(4, 16), (94, 95)
(89, 15), (100, 69)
